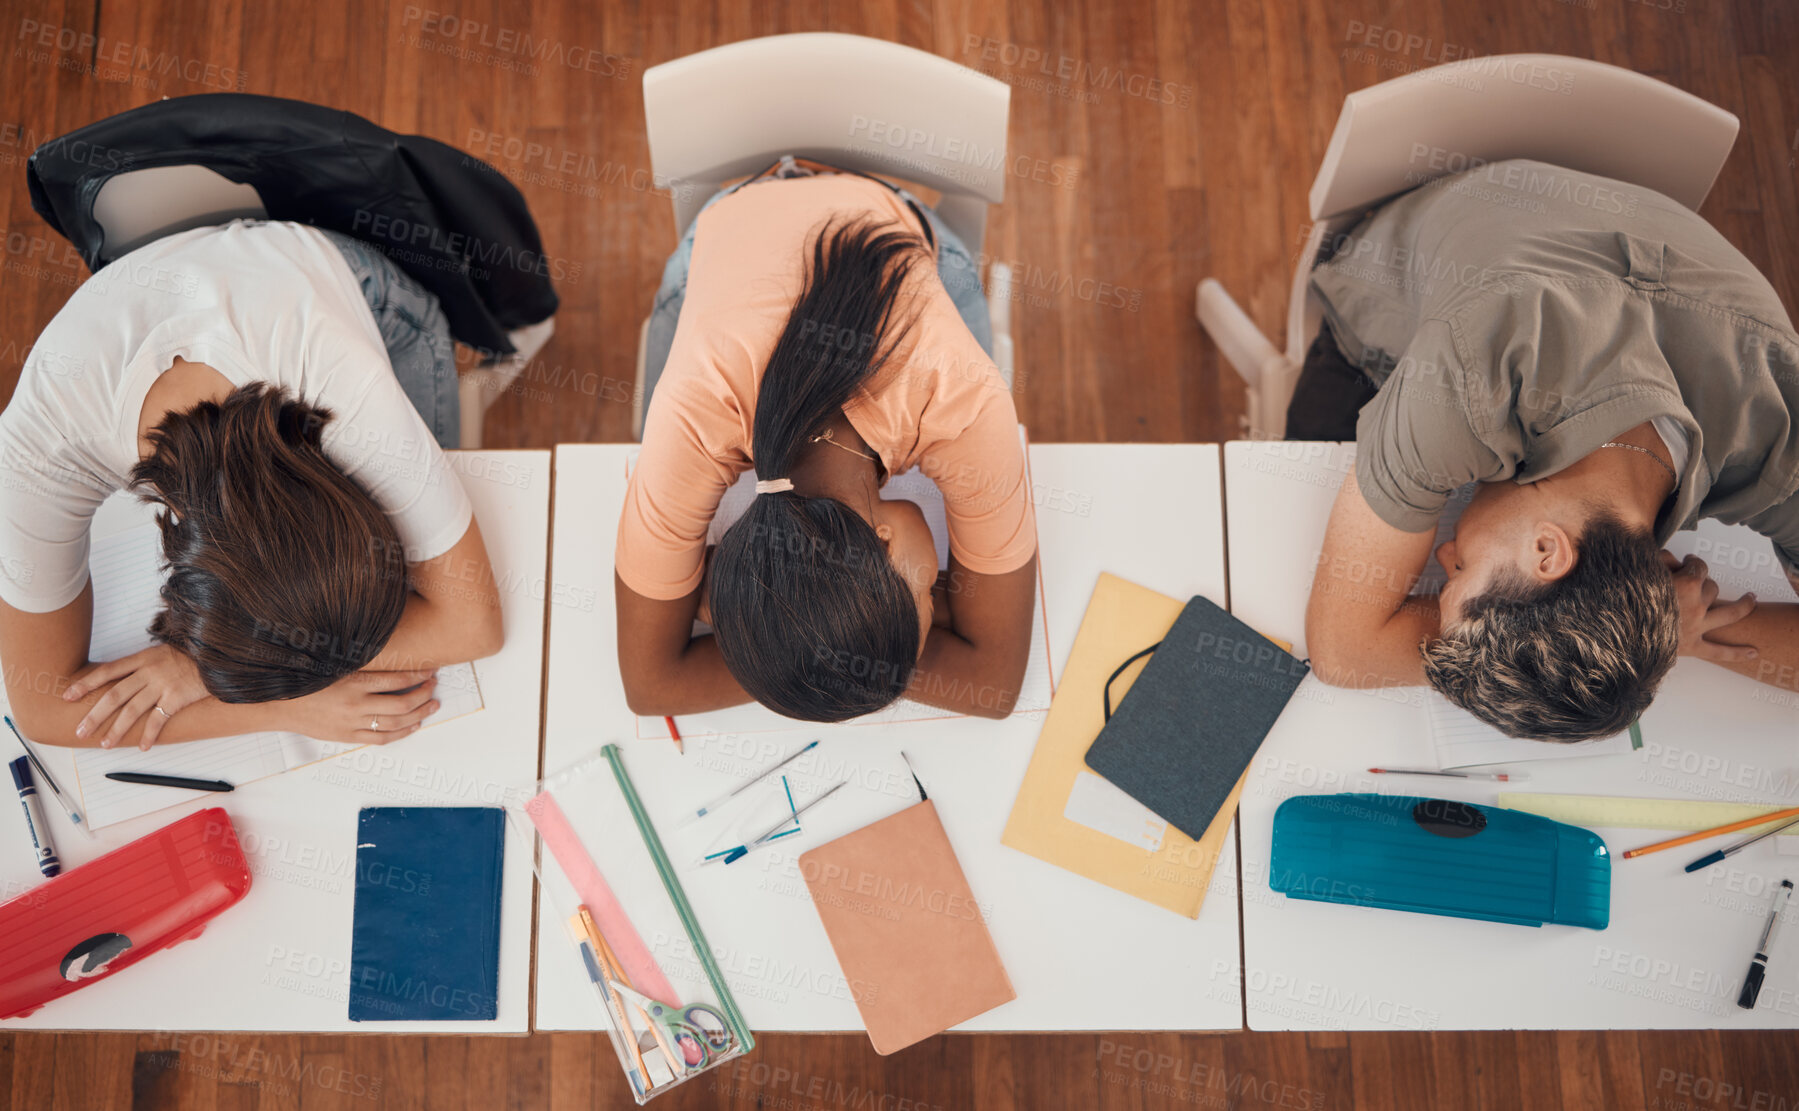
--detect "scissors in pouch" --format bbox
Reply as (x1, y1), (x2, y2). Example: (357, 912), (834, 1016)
(609, 982), (734, 1072)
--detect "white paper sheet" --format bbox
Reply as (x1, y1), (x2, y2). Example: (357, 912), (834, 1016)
(1063, 770), (1167, 851)
(630, 427), (1055, 739)
(1427, 690), (1638, 768)
(71, 523), (485, 828)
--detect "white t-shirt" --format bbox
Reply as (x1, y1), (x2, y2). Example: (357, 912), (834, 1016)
(1651, 415), (1691, 489)
(0, 220), (472, 613)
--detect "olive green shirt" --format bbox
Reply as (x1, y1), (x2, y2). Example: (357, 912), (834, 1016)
(1312, 158), (1799, 575)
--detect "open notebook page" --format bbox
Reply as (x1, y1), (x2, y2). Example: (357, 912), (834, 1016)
(1427, 692), (1639, 768)
(73, 522), (484, 829)
(631, 425), (1054, 739)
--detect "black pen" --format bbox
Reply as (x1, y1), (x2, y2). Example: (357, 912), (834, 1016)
(105, 772), (235, 792)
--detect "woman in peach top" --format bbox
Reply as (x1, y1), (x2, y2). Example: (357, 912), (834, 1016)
(616, 158), (1038, 722)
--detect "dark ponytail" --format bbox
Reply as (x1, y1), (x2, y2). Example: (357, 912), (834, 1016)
(707, 218), (926, 721)
(131, 384), (409, 702)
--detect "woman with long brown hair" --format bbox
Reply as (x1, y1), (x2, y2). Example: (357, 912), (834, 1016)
(0, 219), (504, 750)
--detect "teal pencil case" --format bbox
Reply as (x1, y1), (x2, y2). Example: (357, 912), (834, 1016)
(1270, 794), (1610, 929)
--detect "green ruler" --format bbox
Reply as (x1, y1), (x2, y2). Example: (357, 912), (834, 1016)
(1496, 793), (1799, 835)
(603, 743), (756, 1054)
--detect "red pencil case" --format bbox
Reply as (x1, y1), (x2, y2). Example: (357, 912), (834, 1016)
(1, 807), (252, 1019)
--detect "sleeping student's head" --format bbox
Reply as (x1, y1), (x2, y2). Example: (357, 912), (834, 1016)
(1419, 478), (1679, 741)
(131, 383), (408, 702)
(705, 218), (939, 722)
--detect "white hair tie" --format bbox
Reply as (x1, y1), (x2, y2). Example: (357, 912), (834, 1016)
(754, 477), (795, 495)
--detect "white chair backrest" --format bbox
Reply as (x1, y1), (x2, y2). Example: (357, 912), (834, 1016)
(1309, 54), (1738, 221)
(643, 32), (1009, 251)
(91, 164), (267, 263)
(1287, 54), (1739, 354)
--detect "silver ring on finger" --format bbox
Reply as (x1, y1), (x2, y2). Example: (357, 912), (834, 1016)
(370, 717), (380, 732)
(153, 705), (171, 719)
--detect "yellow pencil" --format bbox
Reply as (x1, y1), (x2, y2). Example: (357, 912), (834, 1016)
(579, 906), (628, 984)
(579, 906), (683, 1073)
(1622, 806), (1799, 860)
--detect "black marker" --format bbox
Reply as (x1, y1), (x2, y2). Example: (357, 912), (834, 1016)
(1738, 878), (1793, 1010)
(11, 756), (60, 876)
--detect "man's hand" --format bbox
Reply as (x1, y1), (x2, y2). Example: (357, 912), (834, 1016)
(1662, 552), (1758, 664)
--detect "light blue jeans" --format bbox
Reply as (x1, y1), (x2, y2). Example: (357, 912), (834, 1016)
(321, 228), (460, 449)
(641, 174), (991, 419)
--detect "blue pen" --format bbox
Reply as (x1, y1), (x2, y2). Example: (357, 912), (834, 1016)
(582, 944), (646, 1097)
(5, 715), (82, 828)
(10, 755), (60, 877)
(723, 781), (848, 865)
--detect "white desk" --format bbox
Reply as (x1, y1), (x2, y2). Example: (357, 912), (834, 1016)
(0, 451), (548, 1033)
(1226, 441), (1799, 1031)
(536, 443), (1242, 1032)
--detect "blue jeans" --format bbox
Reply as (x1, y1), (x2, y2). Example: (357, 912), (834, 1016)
(640, 178), (992, 420)
(321, 228), (460, 449)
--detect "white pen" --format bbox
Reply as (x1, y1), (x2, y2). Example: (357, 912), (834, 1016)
(5, 715), (84, 828)
(1368, 766), (1523, 783)
(676, 739), (819, 829)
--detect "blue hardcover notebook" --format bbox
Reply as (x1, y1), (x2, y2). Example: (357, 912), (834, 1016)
(349, 807), (505, 1021)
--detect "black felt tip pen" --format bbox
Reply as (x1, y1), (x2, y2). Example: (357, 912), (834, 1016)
(1737, 878), (1793, 1010)
(105, 772), (235, 792)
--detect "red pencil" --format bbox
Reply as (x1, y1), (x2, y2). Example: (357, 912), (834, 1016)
(664, 716), (683, 754)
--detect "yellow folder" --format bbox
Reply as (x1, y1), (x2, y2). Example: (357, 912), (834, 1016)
(1000, 573), (1248, 917)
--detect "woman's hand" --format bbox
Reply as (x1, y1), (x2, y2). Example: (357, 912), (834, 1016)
(281, 669), (442, 744)
(64, 644), (211, 750)
(1663, 552), (1759, 664)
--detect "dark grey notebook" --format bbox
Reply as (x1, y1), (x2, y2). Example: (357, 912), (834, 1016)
(1083, 596), (1309, 841)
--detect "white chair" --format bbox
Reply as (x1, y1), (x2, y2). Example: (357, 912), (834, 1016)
(89, 165), (553, 450)
(91, 165), (269, 262)
(1196, 54), (1740, 440)
(633, 31), (1015, 439)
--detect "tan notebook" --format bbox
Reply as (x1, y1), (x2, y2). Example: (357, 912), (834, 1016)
(800, 799), (1015, 1054)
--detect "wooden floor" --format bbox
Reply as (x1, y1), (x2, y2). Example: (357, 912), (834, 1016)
(3, 0), (1797, 1107)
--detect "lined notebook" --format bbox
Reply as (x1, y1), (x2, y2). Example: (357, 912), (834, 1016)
(628, 425), (1055, 739)
(73, 522), (484, 829)
(1084, 596), (1310, 842)
(1427, 692), (1641, 768)
(349, 807), (505, 1021)
(801, 798), (1014, 1054)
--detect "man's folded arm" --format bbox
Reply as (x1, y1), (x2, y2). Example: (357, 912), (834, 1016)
(1306, 469), (1441, 688)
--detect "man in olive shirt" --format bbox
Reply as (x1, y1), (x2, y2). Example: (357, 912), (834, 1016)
(1298, 159), (1799, 738)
